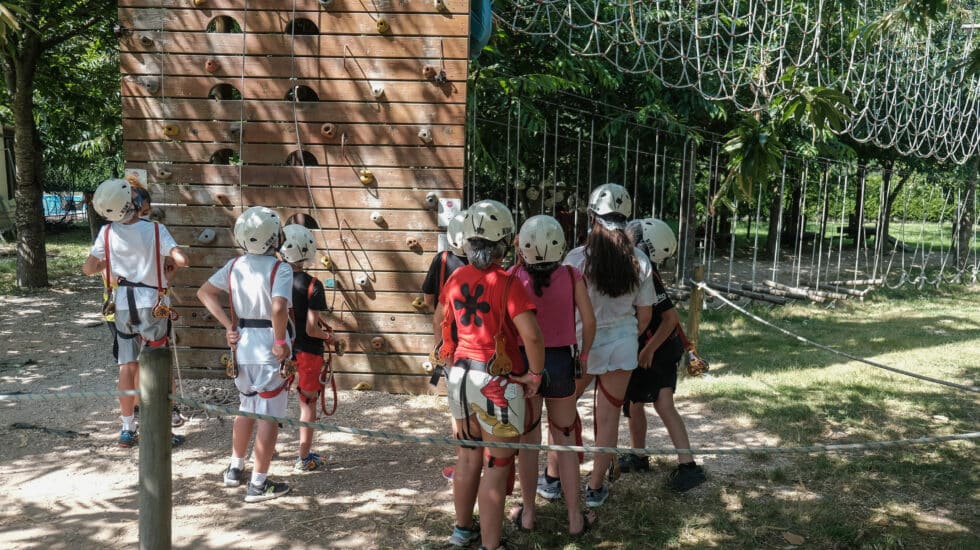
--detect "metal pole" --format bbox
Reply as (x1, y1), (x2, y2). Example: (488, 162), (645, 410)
(688, 265), (705, 347)
(139, 347), (172, 550)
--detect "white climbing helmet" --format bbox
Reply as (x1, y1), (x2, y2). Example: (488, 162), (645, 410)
(588, 183), (632, 218)
(93, 178), (136, 222)
(463, 199), (514, 242)
(279, 223), (316, 263)
(518, 215), (566, 264)
(446, 212), (467, 256)
(234, 206), (282, 255)
(630, 218), (677, 264)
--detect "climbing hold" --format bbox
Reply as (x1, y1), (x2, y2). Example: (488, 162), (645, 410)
(418, 128), (433, 144)
(227, 123), (241, 138)
(136, 76), (160, 94)
(434, 0), (448, 12)
(411, 296), (426, 310)
(204, 59), (219, 73)
(197, 228), (216, 244)
(318, 0), (333, 7)
(424, 192), (438, 209)
(369, 211), (384, 225)
(355, 273), (370, 287)
(112, 24), (130, 38)
(406, 236), (421, 249)
(157, 168), (173, 180)
(139, 34), (154, 47)
(162, 124), (180, 139)
(376, 16), (390, 34)
(335, 339), (348, 356)
(320, 255), (333, 270)
(323, 277), (336, 289)
(320, 123), (336, 138)
(422, 65), (438, 79)
(434, 70), (448, 85)
(352, 382), (372, 391)
(421, 360), (435, 374)
(193, 0), (207, 6)
(371, 84), (385, 99)
(359, 169), (375, 185)
(370, 336), (385, 350)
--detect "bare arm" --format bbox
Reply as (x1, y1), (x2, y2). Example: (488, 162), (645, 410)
(574, 278), (596, 359)
(423, 293), (435, 310)
(305, 307), (332, 341)
(82, 255), (105, 276)
(169, 246), (190, 268)
(511, 310), (544, 396)
(433, 299), (445, 341)
(636, 304), (653, 336)
(271, 296), (290, 362)
(197, 282), (238, 349)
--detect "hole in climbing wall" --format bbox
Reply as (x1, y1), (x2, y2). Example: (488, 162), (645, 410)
(210, 149), (237, 165)
(285, 85), (319, 102)
(206, 16), (242, 33)
(286, 213), (320, 230)
(285, 150), (319, 166)
(208, 84), (242, 100)
(284, 19), (319, 35)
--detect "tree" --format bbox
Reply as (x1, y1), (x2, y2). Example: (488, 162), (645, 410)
(0, 1), (114, 288)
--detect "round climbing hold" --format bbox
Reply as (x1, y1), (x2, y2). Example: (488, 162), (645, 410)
(369, 211), (384, 225)
(422, 65), (438, 79)
(376, 16), (390, 34)
(204, 59), (219, 73)
(355, 273), (370, 287)
(411, 296), (426, 310)
(196, 228), (216, 244)
(139, 34), (154, 47)
(434, 0), (448, 12)
(418, 128), (434, 144)
(156, 168), (173, 180)
(424, 192), (439, 209)
(162, 124), (180, 139)
(318, 0), (333, 7)
(370, 336), (385, 350)
(406, 236), (421, 249)
(193, 0), (207, 6)
(371, 84), (385, 99)
(359, 169), (375, 185)
(320, 255), (333, 270)
(320, 123), (336, 138)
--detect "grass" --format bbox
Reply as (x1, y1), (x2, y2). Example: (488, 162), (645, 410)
(0, 223), (92, 294)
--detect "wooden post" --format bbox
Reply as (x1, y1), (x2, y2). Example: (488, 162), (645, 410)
(688, 265), (705, 347)
(139, 347), (172, 550)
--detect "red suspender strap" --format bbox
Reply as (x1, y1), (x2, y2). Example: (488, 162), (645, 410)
(307, 276), (316, 300)
(565, 266), (577, 352)
(103, 224), (112, 292)
(439, 250), (449, 288)
(153, 222), (163, 294)
(270, 260), (282, 292)
(227, 257), (241, 328)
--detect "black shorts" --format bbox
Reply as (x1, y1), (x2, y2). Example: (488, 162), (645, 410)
(625, 337), (684, 405)
(520, 346), (576, 399)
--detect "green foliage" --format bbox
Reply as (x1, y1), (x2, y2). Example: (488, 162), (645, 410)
(722, 116), (785, 201)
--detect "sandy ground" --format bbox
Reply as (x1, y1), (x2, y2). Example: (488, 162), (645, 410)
(0, 275), (784, 549)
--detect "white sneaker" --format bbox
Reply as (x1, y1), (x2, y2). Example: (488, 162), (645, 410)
(536, 474), (562, 501)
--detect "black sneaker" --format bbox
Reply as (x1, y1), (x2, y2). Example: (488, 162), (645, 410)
(171, 406), (185, 428)
(244, 479), (290, 502)
(667, 464), (707, 492)
(224, 466), (244, 487)
(618, 453), (650, 473)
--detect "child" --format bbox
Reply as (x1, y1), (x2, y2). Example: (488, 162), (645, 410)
(279, 223), (332, 471)
(197, 206), (294, 502)
(82, 178), (189, 447)
(509, 215), (597, 536)
(621, 218), (706, 492)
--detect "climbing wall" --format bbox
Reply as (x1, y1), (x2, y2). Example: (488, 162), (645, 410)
(118, 0), (469, 393)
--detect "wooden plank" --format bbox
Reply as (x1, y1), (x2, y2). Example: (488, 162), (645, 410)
(174, 267), (430, 292)
(171, 307), (433, 333)
(151, 184), (460, 210)
(177, 365), (445, 395)
(174, 327), (435, 355)
(181, 245), (432, 272)
(120, 10), (468, 37)
(118, 31), (469, 58)
(156, 205), (446, 232)
(123, 118), (466, 147)
(126, 164), (462, 189)
(124, 141), (464, 168)
(119, 0), (470, 15)
(121, 97), (466, 125)
(170, 287), (426, 314)
(120, 52), (467, 84)
(167, 226), (441, 251)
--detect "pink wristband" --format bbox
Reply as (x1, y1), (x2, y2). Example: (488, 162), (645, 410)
(274, 339), (288, 346)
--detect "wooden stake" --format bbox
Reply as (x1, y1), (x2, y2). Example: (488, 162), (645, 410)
(139, 347), (172, 550)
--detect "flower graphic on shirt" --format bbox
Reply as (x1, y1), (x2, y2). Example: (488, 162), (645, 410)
(454, 283), (491, 327)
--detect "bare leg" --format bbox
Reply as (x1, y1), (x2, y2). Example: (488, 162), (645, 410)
(628, 402), (647, 448)
(546, 374), (592, 478)
(652, 388), (695, 464)
(547, 395), (585, 533)
(452, 416), (482, 530)
(513, 396), (542, 530)
(479, 433), (518, 550)
(232, 416), (256, 460)
(119, 362), (138, 417)
(252, 418), (279, 475)
(298, 390), (318, 458)
(588, 370), (631, 491)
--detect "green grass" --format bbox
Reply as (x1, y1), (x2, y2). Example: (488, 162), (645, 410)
(0, 224), (92, 294)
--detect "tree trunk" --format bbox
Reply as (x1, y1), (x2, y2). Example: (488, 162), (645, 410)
(875, 163), (892, 265)
(766, 182), (783, 256)
(786, 183), (803, 246)
(956, 158), (978, 270)
(12, 33), (48, 288)
(848, 164), (867, 247)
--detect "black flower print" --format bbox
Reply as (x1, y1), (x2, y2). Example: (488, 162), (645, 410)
(454, 283), (491, 327)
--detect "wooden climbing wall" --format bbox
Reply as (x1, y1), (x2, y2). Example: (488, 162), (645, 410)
(118, 0), (469, 393)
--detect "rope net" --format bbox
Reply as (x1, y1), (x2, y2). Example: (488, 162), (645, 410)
(502, 0), (980, 164)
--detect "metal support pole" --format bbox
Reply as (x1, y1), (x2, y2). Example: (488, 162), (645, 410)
(688, 265), (705, 347)
(139, 347), (172, 550)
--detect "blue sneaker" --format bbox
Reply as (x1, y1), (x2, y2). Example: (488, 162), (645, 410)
(119, 430), (138, 448)
(294, 452), (326, 471)
(584, 481), (610, 508)
(448, 522), (480, 547)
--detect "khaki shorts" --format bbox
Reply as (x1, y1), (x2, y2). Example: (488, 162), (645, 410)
(236, 363), (290, 419)
(114, 308), (169, 365)
(446, 358), (525, 439)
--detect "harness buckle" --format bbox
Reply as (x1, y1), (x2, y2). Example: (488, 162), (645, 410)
(280, 359), (298, 379)
(486, 333), (513, 376)
(221, 353), (237, 378)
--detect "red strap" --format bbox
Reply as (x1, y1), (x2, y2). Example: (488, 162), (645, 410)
(439, 250), (449, 288)
(153, 222), (163, 294)
(257, 378), (291, 399)
(103, 224), (112, 292)
(227, 257), (241, 328)
(565, 266), (578, 354)
(270, 260), (283, 293)
(307, 276), (316, 301)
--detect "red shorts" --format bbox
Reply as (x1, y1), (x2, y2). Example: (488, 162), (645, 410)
(295, 351), (325, 395)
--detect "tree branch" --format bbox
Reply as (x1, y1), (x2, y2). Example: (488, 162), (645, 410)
(40, 16), (102, 51)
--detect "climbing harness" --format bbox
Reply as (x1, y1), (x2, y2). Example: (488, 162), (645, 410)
(224, 256), (285, 380)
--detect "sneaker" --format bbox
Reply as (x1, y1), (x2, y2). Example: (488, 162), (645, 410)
(607, 458), (621, 483)
(294, 452), (325, 471)
(118, 430), (138, 448)
(448, 523), (480, 547)
(667, 464), (707, 493)
(618, 453), (650, 473)
(171, 433), (186, 447)
(244, 479), (290, 502)
(584, 481), (610, 508)
(442, 465), (455, 481)
(224, 466), (244, 487)
(536, 474), (562, 501)
(171, 406), (185, 428)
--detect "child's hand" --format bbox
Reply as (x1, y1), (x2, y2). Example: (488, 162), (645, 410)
(225, 327), (239, 350)
(272, 342), (290, 363)
(638, 345), (655, 369)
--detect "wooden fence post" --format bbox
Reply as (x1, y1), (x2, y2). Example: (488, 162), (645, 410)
(139, 347), (172, 550)
(688, 265), (705, 347)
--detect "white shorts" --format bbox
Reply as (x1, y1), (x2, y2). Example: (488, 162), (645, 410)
(586, 323), (639, 376)
(235, 363), (289, 419)
(114, 308), (169, 365)
(446, 359), (525, 439)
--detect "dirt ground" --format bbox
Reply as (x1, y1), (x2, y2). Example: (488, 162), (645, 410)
(0, 275), (784, 549)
